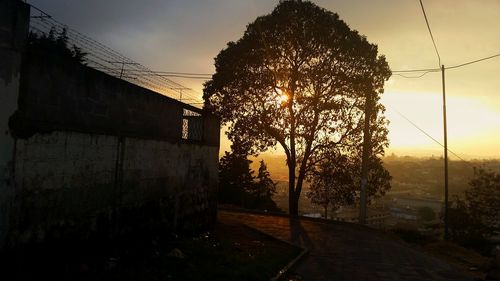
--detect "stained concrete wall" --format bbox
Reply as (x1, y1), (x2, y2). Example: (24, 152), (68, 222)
(0, 0), (29, 248)
(1, 0), (220, 247)
(10, 132), (219, 244)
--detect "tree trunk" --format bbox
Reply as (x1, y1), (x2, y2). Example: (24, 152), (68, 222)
(289, 194), (299, 216)
(291, 169), (307, 216)
(359, 91), (373, 224)
(288, 165), (298, 216)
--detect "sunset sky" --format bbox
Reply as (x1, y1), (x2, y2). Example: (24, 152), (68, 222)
(29, 0), (500, 159)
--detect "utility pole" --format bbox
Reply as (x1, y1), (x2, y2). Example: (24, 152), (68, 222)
(107, 61), (140, 79)
(442, 64), (449, 240)
(170, 87), (190, 102)
(359, 91), (373, 224)
(119, 62), (125, 79)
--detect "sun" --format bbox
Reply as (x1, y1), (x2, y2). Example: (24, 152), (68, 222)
(275, 87), (289, 104)
(278, 93), (289, 103)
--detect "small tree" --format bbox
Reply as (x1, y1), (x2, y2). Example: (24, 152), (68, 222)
(466, 168), (500, 229)
(448, 198), (489, 249)
(352, 156), (392, 201)
(307, 153), (391, 218)
(448, 168), (499, 250)
(247, 161), (280, 211)
(307, 154), (354, 218)
(252, 160), (277, 199)
(204, 0), (391, 215)
(219, 139), (280, 211)
(218, 140), (255, 206)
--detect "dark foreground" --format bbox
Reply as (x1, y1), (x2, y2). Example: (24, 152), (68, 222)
(1, 221), (300, 281)
(219, 210), (473, 281)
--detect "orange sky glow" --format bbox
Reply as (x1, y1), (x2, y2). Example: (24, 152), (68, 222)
(30, 0), (500, 159)
(211, 0), (500, 159)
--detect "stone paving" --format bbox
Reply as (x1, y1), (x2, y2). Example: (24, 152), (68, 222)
(219, 210), (473, 281)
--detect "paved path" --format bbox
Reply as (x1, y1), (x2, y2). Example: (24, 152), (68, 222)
(219, 210), (472, 281)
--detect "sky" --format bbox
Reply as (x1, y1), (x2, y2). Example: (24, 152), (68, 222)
(28, 0), (500, 159)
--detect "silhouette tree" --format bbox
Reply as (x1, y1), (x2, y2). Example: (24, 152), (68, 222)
(247, 160), (280, 211)
(466, 168), (500, 227)
(307, 154), (353, 218)
(204, 1), (391, 215)
(218, 139), (280, 211)
(307, 152), (391, 218)
(352, 155), (392, 200)
(218, 140), (255, 206)
(448, 168), (499, 250)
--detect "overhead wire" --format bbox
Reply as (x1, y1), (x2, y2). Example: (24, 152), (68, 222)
(31, 18), (178, 96)
(125, 70), (212, 76)
(419, 0), (441, 67)
(392, 67), (440, 73)
(386, 106), (475, 168)
(28, 3), (205, 107)
(391, 52), (500, 78)
(27, 3), (499, 152)
(446, 53), (500, 70)
(393, 71), (434, 79)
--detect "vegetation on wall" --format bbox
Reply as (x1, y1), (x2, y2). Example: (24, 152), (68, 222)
(28, 27), (87, 63)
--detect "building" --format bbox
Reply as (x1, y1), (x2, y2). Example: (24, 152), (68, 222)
(0, 0), (220, 248)
(393, 196), (443, 213)
(333, 206), (390, 229)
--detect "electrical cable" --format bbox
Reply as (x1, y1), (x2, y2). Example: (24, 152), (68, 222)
(393, 71), (434, 79)
(387, 107), (475, 168)
(419, 0), (441, 67)
(446, 53), (500, 70)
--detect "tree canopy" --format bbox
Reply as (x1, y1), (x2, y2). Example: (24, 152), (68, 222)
(204, 0), (391, 215)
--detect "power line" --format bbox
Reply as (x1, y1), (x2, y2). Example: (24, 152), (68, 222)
(151, 74), (211, 80)
(27, 3), (205, 107)
(388, 107), (475, 168)
(392, 67), (440, 73)
(419, 0), (441, 67)
(393, 71), (434, 79)
(446, 53), (500, 70)
(122, 69), (212, 79)
(135, 70), (212, 76)
(392, 51), (500, 79)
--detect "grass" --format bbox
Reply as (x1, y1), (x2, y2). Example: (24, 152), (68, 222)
(2, 222), (301, 281)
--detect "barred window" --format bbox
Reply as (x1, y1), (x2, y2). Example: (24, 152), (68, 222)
(182, 109), (203, 141)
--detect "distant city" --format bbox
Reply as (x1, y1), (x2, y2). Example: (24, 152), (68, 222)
(250, 154), (500, 232)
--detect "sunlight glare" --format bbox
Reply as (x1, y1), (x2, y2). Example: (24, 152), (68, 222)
(275, 87), (289, 104)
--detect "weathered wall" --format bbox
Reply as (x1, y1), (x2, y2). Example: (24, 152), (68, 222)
(10, 25), (216, 147)
(1, 0), (220, 247)
(9, 132), (218, 244)
(12, 49), (184, 141)
(0, 0), (29, 248)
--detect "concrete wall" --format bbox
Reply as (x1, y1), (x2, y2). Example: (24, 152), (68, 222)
(1, 0), (220, 247)
(0, 0), (29, 248)
(9, 132), (218, 244)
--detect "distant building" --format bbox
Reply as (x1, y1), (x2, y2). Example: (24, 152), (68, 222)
(333, 206), (390, 228)
(389, 207), (418, 221)
(393, 196), (443, 213)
